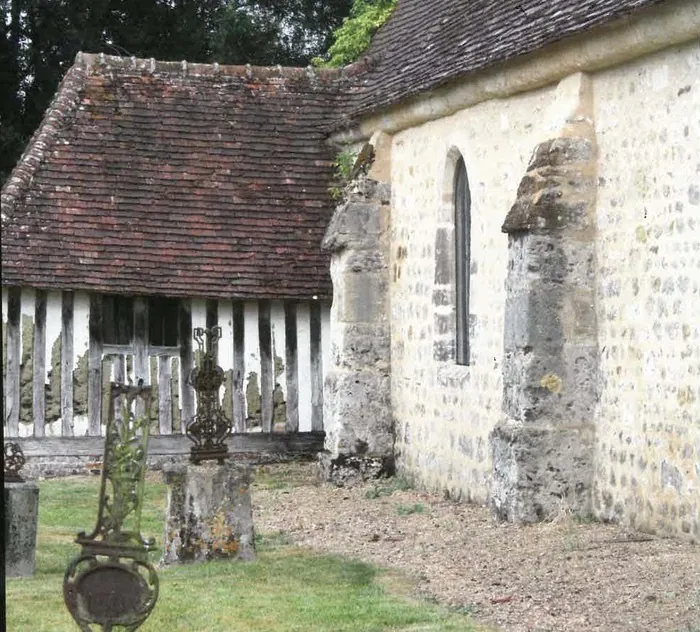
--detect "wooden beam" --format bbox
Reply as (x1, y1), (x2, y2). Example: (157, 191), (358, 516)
(310, 301), (324, 432)
(33, 290), (47, 437)
(205, 298), (218, 360)
(16, 432), (326, 458)
(232, 302), (246, 432)
(259, 300), (273, 433)
(5, 287), (21, 436)
(178, 300), (194, 431)
(61, 292), (74, 436)
(133, 297), (148, 384)
(88, 294), (104, 436)
(284, 302), (299, 432)
(158, 356), (172, 435)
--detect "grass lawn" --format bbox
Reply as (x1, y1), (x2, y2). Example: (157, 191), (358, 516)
(6, 474), (480, 631)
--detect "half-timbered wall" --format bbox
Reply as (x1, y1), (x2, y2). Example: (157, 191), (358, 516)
(2, 288), (331, 438)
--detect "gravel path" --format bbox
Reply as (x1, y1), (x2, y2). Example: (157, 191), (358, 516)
(252, 463), (700, 632)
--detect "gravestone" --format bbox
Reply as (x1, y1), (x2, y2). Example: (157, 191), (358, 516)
(4, 442), (39, 578)
(162, 327), (255, 564)
(162, 461), (255, 563)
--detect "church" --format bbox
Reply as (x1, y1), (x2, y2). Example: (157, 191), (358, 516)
(3, 0), (698, 538)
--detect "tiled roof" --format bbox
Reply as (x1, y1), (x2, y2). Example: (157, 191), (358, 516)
(341, 0), (666, 123)
(1, 53), (356, 300)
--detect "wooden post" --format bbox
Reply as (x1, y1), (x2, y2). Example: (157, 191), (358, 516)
(88, 295), (103, 436)
(179, 301), (194, 431)
(310, 302), (324, 432)
(259, 300), (273, 433)
(158, 356), (172, 435)
(232, 302), (246, 432)
(133, 298), (148, 384)
(33, 290), (47, 437)
(205, 299), (218, 361)
(61, 292), (74, 436)
(5, 287), (21, 436)
(284, 302), (299, 432)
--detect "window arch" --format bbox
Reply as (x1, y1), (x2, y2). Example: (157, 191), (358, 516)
(454, 156), (471, 366)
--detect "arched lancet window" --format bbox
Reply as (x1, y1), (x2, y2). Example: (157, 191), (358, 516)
(454, 156), (471, 366)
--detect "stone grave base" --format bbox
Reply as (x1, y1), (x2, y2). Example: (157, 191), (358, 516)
(161, 461), (255, 564)
(4, 481), (40, 577)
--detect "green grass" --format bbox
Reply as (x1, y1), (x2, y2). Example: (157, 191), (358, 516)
(395, 503), (425, 516)
(6, 474), (480, 631)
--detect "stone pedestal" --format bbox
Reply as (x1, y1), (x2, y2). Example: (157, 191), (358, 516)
(161, 461), (255, 564)
(4, 481), (39, 577)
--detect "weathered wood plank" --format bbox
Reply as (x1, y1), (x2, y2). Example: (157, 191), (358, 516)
(159, 356), (172, 435)
(284, 302), (299, 432)
(133, 297), (148, 384)
(87, 294), (103, 435)
(61, 292), (74, 436)
(16, 432), (325, 457)
(178, 300), (194, 431)
(32, 290), (47, 437)
(259, 300), (273, 433)
(310, 301), (324, 432)
(5, 287), (21, 436)
(205, 298), (218, 359)
(232, 301), (246, 432)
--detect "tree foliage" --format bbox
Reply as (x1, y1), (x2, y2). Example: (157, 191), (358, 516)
(313, 0), (396, 68)
(0, 0), (353, 186)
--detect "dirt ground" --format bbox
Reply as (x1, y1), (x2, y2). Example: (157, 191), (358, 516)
(252, 462), (700, 632)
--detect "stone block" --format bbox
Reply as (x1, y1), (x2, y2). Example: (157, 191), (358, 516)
(324, 371), (393, 458)
(490, 419), (595, 523)
(161, 461), (255, 565)
(4, 481), (39, 577)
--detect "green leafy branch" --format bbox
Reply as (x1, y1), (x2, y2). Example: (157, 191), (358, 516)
(313, 0), (397, 68)
(329, 148), (358, 200)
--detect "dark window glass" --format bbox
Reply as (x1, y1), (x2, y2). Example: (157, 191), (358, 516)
(102, 295), (134, 345)
(148, 297), (179, 347)
(455, 157), (471, 366)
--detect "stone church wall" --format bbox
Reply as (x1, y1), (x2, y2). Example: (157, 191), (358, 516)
(386, 40), (699, 536)
(389, 85), (557, 503)
(592, 42), (699, 537)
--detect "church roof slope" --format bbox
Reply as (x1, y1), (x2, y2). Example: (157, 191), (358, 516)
(1, 53), (351, 300)
(347, 0), (666, 121)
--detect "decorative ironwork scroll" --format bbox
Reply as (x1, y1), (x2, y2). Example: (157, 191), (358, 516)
(185, 326), (233, 464)
(4, 441), (26, 482)
(64, 383), (159, 631)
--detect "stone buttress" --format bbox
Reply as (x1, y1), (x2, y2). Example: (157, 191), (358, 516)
(320, 132), (394, 484)
(491, 74), (600, 521)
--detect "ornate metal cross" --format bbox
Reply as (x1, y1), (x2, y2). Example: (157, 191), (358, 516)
(185, 326), (233, 464)
(64, 383), (158, 631)
(4, 441), (26, 482)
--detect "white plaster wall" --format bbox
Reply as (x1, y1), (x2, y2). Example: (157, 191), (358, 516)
(592, 42), (700, 537)
(389, 86), (555, 502)
(4, 290), (330, 437)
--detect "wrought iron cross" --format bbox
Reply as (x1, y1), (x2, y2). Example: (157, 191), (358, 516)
(185, 326), (233, 464)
